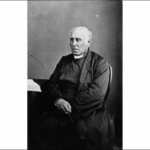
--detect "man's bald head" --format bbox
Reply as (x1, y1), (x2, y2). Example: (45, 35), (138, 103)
(69, 26), (92, 43)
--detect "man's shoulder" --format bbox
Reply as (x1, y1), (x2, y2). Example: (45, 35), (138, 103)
(91, 50), (103, 58)
(58, 53), (73, 63)
(89, 50), (110, 70)
(90, 50), (107, 63)
(62, 53), (73, 60)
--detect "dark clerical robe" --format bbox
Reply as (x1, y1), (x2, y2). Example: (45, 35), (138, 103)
(35, 49), (114, 150)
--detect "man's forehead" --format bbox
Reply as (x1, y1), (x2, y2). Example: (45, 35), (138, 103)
(70, 28), (87, 39)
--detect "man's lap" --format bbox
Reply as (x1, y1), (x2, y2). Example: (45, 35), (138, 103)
(34, 110), (88, 149)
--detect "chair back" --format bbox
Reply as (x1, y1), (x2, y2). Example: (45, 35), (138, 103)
(104, 65), (113, 103)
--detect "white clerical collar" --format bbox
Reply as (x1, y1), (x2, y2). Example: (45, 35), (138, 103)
(74, 54), (84, 59)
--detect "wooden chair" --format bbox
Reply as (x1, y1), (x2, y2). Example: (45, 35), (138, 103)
(104, 65), (113, 103)
(104, 65), (116, 150)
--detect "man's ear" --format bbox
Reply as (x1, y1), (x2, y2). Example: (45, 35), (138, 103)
(88, 39), (92, 45)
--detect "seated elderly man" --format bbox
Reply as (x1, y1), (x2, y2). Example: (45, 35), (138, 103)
(35, 26), (114, 150)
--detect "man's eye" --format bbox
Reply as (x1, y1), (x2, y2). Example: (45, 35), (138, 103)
(76, 38), (81, 42)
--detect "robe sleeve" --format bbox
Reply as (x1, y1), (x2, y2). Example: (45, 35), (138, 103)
(74, 59), (110, 112)
(45, 57), (64, 103)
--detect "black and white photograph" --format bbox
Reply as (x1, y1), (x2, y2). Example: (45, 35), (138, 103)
(1, 1), (150, 150)
(28, 1), (122, 150)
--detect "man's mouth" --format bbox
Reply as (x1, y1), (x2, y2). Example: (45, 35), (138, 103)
(72, 48), (78, 51)
(73, 50), (79, 53)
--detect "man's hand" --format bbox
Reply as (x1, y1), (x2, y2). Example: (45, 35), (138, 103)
(55, 99), (72, 114)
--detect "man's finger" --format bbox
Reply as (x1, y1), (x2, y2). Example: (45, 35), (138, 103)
(61, 105), (66, 112)
(63, 104), (70, 112)
(63, 104), (71, 113)
(66, 103), (71, 112)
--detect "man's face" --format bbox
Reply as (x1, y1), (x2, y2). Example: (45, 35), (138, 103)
(70, 28), (90, 56)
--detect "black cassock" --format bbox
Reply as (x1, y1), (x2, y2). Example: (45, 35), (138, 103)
(35, 49), (114, 150)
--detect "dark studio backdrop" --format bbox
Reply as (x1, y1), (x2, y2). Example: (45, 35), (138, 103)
(28, 0), (122, 143)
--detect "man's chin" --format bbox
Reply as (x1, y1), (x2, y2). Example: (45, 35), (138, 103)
(73, 53), (81, 56)
(72, 52), (80, 56)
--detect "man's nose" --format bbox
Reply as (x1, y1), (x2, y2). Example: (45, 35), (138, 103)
(72, 39), (77, 46)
